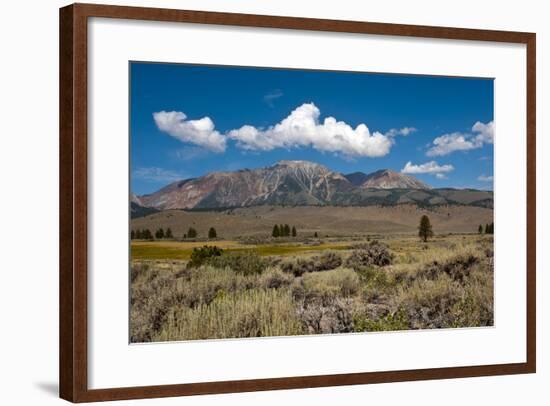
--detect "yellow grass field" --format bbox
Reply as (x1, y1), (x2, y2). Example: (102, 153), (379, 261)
(131, 239), (351, 260)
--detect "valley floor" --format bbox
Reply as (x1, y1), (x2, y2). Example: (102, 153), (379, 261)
(131, 204), (493, 239)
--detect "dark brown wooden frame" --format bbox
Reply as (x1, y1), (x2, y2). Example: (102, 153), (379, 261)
(60, 3), (536, 402)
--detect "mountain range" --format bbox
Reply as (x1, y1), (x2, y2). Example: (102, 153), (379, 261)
(134, 160), (493, 214)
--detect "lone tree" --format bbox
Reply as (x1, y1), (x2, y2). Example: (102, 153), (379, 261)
(418, 215), (434, 242)
(272, 224), (280, 238)
(208, 227), (217, 239)
(292, 226), (297, 237)
(314, 231), (318, 238)
(478, 224), (483, 234)
(165, 227), (173, 239)
(187, 227), (198, 238)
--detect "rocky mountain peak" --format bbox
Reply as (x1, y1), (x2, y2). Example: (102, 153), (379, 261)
(360, 169), (431, 189)
(137, 161), (434, 210)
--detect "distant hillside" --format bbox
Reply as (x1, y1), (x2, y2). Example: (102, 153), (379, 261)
(130, 194), (159, 218)
(136, 160), (492, 210)
(131, 202), (159, 219)
(131, 205), (494, 237)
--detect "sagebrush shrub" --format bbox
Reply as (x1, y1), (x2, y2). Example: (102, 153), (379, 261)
(154, 289), (303, 340)
(280, 251), (343, 276)
(206, 250), (269, 275)
(297, 297), (355, 334)
(354, 308), (409, 332)
(259, 267), (294, 289)
(345, 241), (394, 269)
(419, 254), (480, 283)
(301, 268), (359, 302)
(280, 257), (315, 276)
(315, 252), (343, 271)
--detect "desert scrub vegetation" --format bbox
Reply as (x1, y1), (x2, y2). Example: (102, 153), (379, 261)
(280, 251), (343, 276)
(345, 240), (394, 269)
(206, 250), (270, 275)
(156, 289), (303, 340)
(130, 234), (494, 342)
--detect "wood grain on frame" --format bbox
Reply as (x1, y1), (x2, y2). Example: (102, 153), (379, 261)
(59, 3), (536, 402)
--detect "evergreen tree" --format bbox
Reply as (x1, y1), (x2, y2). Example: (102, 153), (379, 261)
(272, 225), (280, 238)
(187, 227), (197, 238)
(488, 222), (494, 234)
(143, 229), (153, 240)
(155, 228), (165, 239)
(292, 226), (297, 237)
(314, 231), (318, 238)
(208, 227), (217, 239)
(485, 223), (490, 234)
(478, 224), (483, 234)
(418, 215), (434, 242)
(131, 230), (135, 240)
(165, 227), (173, 239)
(283, 224), (290, 237)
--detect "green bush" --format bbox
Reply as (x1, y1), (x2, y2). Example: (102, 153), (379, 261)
(354, 308), (409, 332)
(207, 250), (269, 275)
(187, 245), (223, 268)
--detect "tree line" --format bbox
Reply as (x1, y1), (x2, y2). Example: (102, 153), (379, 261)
(271, 224), (297, 238)
(131, 226), (218, 240)
(478, 222), (494, 234)
(418, 215), (495, 242)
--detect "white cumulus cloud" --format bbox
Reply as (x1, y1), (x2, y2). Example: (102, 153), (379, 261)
(472, 121), (495, 144)
(153, 104), (415, 158)
(153, 111), (226, 153)
(477, 174), (494, 182)
(426, 121), (494, 157)
(228, 103), (395, 157)
(401, 161), (454, 175)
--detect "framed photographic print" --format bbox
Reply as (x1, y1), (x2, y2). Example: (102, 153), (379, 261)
(59, 3), (536, 402)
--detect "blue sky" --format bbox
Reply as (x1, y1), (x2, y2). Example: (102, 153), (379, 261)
(130, 62), (494, 195)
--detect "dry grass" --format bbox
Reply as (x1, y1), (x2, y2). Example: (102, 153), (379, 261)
(130, 234), (494, 342)
(155, 289), (303, 341)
